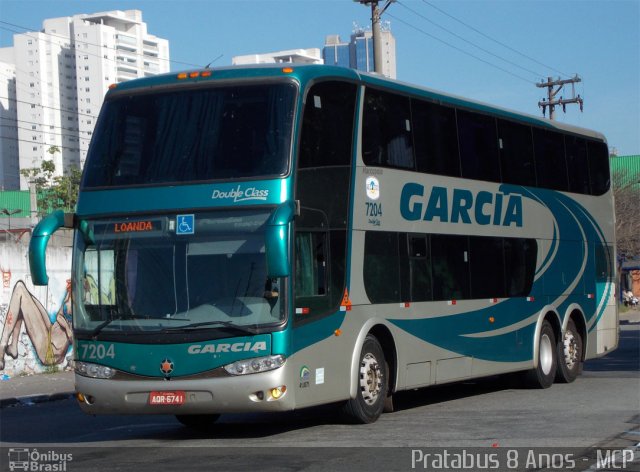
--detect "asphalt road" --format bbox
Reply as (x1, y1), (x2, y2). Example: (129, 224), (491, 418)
(1, 326), (638, 472)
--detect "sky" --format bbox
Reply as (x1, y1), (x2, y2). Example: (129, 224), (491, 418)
(0, 0), (638, 155)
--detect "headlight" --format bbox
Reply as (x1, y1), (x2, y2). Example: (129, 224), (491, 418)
(224, 355), (285, 375)
(75, 361), (116, 379)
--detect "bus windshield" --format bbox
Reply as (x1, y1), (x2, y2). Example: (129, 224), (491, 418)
(73, 210), (285, 334)
(82, 82), (296, 188)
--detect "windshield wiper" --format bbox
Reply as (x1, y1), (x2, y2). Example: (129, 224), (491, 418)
(162, 320), (256, 335)
(89, 316), (128, 338)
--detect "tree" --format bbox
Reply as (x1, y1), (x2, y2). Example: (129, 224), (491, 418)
(20, 160), (81, 216)
(612, 169), (640, 260)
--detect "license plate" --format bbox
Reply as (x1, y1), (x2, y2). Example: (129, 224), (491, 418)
(149, 391), (185, 405)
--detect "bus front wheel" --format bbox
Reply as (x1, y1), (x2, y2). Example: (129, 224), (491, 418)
(342, 334), (387, 424)
(555, 318), (583, 383)
(525, 320), (557, 389)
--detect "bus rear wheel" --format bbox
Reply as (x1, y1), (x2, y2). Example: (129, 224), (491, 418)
(555, 318), (583, 383)
(342, 334), (387, 424)
(525, 320), (557, 389)
(175, 414), (220, 430)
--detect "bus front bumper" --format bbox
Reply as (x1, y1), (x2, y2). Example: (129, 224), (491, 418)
(74, 368), (295, 415)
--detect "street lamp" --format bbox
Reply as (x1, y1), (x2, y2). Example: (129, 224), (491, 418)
(1, 208), (21, 234)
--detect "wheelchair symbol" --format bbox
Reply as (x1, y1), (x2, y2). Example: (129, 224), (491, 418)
(176, 214), (194, 235)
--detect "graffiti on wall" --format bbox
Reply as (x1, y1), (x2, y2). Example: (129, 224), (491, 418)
(632, 270), (640, 298)
(0, 244), (73, 375)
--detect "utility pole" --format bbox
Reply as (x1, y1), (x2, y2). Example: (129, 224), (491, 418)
(355, 0), (395, 75)
(536, 74), (584, 120)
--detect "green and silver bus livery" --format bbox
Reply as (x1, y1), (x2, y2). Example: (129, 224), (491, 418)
(30, 65), (616, 425)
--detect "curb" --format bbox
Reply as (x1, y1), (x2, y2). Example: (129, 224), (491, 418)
(0, 392), (74, 409)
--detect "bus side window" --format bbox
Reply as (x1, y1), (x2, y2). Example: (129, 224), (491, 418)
(362, 88), (414, 169)
(457, 110), (501, 183)
(295, 80), (354, 323)
(299, 81), (356, 168)
(413, 100), (461, 178)
(503, 238), (537, 297)
(498, 119), (536, 187)
(431, 234), (470, 301)
(565, 135), (590, 194)
(363, 232), (401, 303)
(533, 128), (568, 191)
(295, 232), (328, 297)
(409, 234), (433, 302)
(595, 244), (613, 282)
(469, 236), (506, 299)
(588, 141), (610, 196)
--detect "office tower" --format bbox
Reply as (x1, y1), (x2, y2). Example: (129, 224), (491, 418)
(323, 24), (396, 79)
(322, 35), (350, 69)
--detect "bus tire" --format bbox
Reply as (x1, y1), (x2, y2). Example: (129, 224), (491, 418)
(342, 334), (387, 424)
(525, 320), (557, 389)
(175, 414), (220, 429)
(555, 318), (583, 383)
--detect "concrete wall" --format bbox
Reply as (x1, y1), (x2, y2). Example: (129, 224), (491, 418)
(0, 241), (73, 376)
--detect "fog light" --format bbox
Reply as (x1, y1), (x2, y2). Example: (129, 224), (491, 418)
(269, 385), (286, 400)
(76, 392), (94, 405)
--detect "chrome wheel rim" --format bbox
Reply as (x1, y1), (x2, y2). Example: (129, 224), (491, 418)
(540, 333), (553, 375)
(359, 353), (382, 405)
(563, 331), (579, 370)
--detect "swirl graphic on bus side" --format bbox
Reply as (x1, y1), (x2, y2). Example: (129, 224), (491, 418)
(389, 185), (612, 363)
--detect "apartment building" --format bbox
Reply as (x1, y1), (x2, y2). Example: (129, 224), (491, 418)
(0, 10), (169, 190)
(0, 49), (19, 190)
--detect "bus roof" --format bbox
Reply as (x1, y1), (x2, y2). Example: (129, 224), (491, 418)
(108, 64), (606, 142)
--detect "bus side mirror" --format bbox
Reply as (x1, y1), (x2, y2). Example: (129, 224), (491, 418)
(29, 210), (73, 285)
(265, 201), (297, 277)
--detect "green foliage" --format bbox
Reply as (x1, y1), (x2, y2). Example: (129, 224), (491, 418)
(613, 169), (640, 259)
(20, 155), (81, 216)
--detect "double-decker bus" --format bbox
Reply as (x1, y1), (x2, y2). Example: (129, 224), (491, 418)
(29, 64), (616, 426)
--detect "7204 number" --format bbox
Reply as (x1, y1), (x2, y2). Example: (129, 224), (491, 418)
(366, 202), (383, 217)
(79, 343), (115, 360)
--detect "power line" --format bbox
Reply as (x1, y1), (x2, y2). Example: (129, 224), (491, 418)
(396, 1), (543, 78)
(386, 12), (533, 84)
(0, 95), (98, 119)
(1, 123), (90, 142)
(0, 134), (82, 152)
(0, 116), (93, 136)
(420, 0), (570, 78)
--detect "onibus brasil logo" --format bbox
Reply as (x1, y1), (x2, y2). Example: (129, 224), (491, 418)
(7, 448), (73, 471)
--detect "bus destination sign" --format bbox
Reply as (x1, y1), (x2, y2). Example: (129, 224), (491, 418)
(92, 219), (164, 237)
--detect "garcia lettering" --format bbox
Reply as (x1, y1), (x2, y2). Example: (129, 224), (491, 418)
(188, 341), (268, 354)
(400, 184), (523, 227)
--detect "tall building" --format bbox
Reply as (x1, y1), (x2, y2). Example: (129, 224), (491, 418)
(323, 23), (397, 79)
(232, 49), (323, 66)
(322, 35), (350, 69)
(0, 49), (19, 190)
(2, 10), (169, 190)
